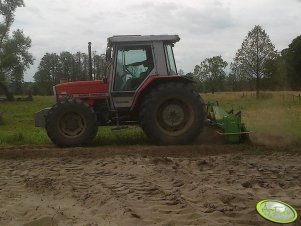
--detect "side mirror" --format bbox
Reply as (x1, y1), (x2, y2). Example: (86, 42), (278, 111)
(106, 47), (112, 62)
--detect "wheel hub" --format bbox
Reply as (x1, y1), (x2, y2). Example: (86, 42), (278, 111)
(59, 112), (85, 137)
(161, 104), (185, 127)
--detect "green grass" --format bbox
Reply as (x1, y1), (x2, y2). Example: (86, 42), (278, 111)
(0, 91), (300, 145)
(0, 96), (147, 145)
(93, 127), (148, 146)
(0, 96), (54, 145)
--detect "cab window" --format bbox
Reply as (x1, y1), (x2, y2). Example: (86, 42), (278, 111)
(114, 45), (154, 91)
(164, 44), (177, 75)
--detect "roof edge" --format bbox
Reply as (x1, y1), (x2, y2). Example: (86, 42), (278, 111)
(107, 35), (180, 46)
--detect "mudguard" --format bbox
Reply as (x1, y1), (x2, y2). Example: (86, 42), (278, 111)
(34, 108), (50, 127)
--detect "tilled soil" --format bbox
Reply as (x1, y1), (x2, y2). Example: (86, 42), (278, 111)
(0, 144), (300, 226)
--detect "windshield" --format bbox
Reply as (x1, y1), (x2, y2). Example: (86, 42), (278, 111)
(164, 44), (177, 75)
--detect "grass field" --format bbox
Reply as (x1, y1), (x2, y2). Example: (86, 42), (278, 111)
(0, 91), (300, 145)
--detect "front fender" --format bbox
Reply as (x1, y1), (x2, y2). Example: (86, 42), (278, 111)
(34, 108), (51, 127)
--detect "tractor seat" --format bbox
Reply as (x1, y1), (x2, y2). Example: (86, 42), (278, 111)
(123, 77), (141, 91)
(123, 71), (150, 91)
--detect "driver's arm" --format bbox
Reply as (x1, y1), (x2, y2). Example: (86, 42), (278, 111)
(126, 60), (147, 67)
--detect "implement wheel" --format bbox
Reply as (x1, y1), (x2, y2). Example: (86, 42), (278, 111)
(140, 82), (205, 144)
(46, 100), (97, 147)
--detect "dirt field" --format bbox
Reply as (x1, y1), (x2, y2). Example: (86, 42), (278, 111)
(0, 136), (300, 226)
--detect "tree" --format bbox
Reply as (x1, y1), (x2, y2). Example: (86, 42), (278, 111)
(282, 35), (301, 90)
(34, 51), (108, 95)
(60, 51), (76, 81)
(73, 52), (88, 80)
(262, 55), (289, 90)
(0, 0), (34, 90)
(92, 53), (108, 80)
(34, 53), (61, 95)
(193, 56), (227, 93)
(178, 69), (185, 76)
(227, 62), (251, 91)
(0, 0), (24, 46)
(4, 30), (34, 93)
(234, 25), (277, 98)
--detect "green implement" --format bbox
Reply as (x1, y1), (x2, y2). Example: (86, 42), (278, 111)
(206, 101), (250, 143)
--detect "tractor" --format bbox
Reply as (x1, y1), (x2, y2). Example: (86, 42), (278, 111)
(35, 35), (247, 147)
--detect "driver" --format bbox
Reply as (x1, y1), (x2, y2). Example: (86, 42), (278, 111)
(115, 47), (154, 91)
(125, 53), (154, 90)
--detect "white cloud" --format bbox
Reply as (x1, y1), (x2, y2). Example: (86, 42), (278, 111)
(10, 0), (301, 80)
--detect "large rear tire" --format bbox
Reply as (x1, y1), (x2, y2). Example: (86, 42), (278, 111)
(46, 100), (97, 147)
(140, 82), (205, 145)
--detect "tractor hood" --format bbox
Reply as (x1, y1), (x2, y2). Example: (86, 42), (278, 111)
(54, 80), (109, 100)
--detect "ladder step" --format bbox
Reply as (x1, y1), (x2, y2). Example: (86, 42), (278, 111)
(111, 125), (128, 130)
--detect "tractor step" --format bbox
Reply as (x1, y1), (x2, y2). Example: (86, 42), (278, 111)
(111, 125), (129, 130)
(216, 131), (251, 135)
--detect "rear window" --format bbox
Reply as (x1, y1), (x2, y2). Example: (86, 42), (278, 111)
(164, 44), (177, 75)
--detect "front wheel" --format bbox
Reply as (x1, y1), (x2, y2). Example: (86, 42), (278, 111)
(139, 82), (205, 144)
(46, 100), (97, 147)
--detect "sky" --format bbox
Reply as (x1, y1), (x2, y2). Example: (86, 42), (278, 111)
(11, 0), (301, 81)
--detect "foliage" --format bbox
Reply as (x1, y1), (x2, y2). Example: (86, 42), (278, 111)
(282, 35), (301, 90)
(227, 62), (250, 91)
(92, 53), (109, 80)
(33, 53), (61, 95)
(263, 56), (289, 90)
(0, 0), (34, 93)
(233, 25), (277, 98)
(0, 0), (24, 43)
(34, 51), (108, 95)
(189, 31), (300, 92)
(193, 56), (227, 93)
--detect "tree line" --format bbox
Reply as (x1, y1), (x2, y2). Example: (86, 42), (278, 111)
(0, 2), (300, 97)
(33, 51), (108, 95)
(191, 26), (301, 98)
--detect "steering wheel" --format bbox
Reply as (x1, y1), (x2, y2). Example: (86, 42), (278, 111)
(122, 65), (136, 78)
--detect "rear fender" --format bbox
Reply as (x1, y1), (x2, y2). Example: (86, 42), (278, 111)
(131, 75), (194, 112)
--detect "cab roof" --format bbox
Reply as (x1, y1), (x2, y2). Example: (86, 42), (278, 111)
(107, 35), (180, 46)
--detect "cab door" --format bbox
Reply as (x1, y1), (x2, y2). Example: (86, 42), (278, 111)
(110, 44), (155, 110)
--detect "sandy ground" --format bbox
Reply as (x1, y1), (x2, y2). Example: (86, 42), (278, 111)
(0, 135), (300, 226)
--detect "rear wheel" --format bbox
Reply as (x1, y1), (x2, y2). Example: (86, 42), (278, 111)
(46, 100), (97, 147)
(140, 82), (205, 144)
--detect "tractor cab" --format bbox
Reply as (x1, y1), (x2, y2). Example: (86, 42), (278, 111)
(105, 35), (181, 110)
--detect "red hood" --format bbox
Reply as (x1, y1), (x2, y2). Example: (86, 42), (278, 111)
(55, 80), (109, 96)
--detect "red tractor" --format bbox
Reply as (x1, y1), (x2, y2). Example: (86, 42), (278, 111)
(35, 35), (206, 147)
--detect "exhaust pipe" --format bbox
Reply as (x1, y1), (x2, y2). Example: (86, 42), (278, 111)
(88, 42), (93, 80)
